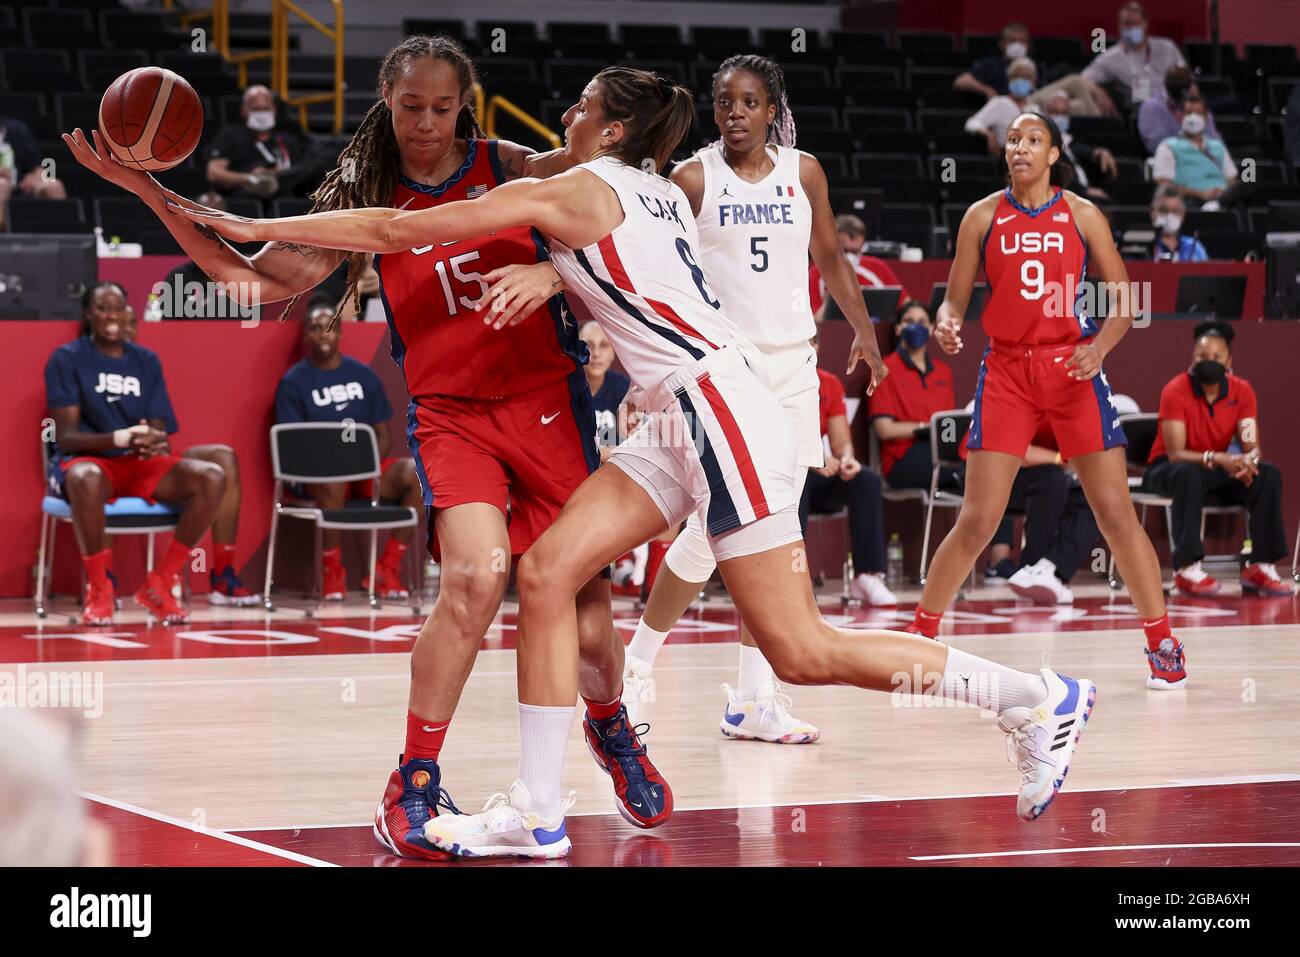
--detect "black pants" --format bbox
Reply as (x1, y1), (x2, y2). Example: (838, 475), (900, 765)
(886, 441), (961, 492)
(798, 468), (887, 574)
(1004, 465), (1100, 582)
(1143, 459), (1287, 569)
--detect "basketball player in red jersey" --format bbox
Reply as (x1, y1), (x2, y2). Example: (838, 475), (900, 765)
(63, 36), (668, 859)
(904, 112), (1187, 690)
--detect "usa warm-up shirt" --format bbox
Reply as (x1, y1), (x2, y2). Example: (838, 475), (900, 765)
(275, 356), (393, 425)
(981, 188), (1096, 346)
(44, 337), (179, 468)
(590, 369), (630, 447)
(376, 138), (586, 402)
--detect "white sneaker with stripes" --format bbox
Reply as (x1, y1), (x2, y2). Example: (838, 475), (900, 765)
(719, 681), (820, 744)
(997, 669), (1097, 821)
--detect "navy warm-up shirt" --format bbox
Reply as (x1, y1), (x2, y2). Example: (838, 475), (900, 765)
(275, 356), (393, 425)
(590, 369), (630, 448)
(44, 337), (179, 465)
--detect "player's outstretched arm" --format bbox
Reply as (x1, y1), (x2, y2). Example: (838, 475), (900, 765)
(62, 129), (342, 304)
(937, 196), (995, 355)
(169, 173), (597, 254)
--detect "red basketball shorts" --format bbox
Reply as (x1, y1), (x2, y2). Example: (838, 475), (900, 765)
(58, 452), (181, 502)
(967, 339), (1127, 461)
(408, 372), (599, 560)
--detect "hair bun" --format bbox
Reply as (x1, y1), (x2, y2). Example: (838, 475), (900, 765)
(655, 74), (676, 98)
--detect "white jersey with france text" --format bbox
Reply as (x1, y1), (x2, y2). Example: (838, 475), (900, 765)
(694, 144), (815, 350)
(548, 156), (753, 393)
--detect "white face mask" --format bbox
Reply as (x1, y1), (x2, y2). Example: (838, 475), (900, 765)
(1005, 41), (1028, 60)
(247, 110), (276, 132)
(1154, 212), (1183, 234)
(1181, 112), (1206, 136)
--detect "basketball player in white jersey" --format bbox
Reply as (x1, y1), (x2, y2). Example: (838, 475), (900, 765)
(170, 67), (1097, 859)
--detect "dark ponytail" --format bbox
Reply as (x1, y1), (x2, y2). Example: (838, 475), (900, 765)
(591, 67), (695, 172)
(1005, 110), (1075, 188)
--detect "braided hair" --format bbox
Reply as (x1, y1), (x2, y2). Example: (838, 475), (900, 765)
(712, 54), (796, 148)
(280, 35), (486, 324)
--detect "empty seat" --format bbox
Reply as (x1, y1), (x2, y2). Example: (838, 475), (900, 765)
(403, 19), (467, 38)
(542, 58), (606, 98)
(837, 65), (903, 96)
(898, 31), (957, 54)
(928, 154), (996, 181)
(1034, 37), (1085, 64)
(1184, 209), (1244, 234)
(905, 66), (963, 95)
(690, 26), (756, 59)
(851, 153), (924, 185)
(24, 7), (99, 48)
(793, 105), (840, 133)
(99, 10), (183, 50)
(1197, 231), (1261, 260)
(620, 24), (683, 56)
(55, 92), (101, 133)
(548, 22), (611, 48)
(830, 30), (888, 56)
(916, 109), (972, 137)
(5, 197), (86, 233)
(844, 106), (913, 132)
(78, 49), (149, 90)
(0, 92), (47, 120)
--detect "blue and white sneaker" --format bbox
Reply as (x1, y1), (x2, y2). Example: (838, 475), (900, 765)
(423, 779), (576, 859)
(720, 681), (820, 744)
(998, 669), (1097, 822)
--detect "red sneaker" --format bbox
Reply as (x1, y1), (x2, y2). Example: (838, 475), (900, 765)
(1240, 563), (1293, 597)
(362, 559), (409, 600)
(208, 566), (260, 606)
(322, 562), (346, 601)
(583, 704), (673, 828)
(1173, 562), (1221, 596)
(134, 570), (190, 625)
(83, 579), (115, 626)
(1145, 635), (1188, 690)
(373, 756), (462, 860)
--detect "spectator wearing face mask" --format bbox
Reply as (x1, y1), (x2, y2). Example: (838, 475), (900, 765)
(953, 22), (1032, 102)
(965, 57), (1041, 154)
(808, 214), (910, 318)
(1142, 322), (1291, 598)
(1041, 92), (1119, 202)
(206, 85), (308, 199)
(1082, 1), (1186, 111)
(1153, 93), (1239, 207)
(1148, 184), (1208, 262)
(1138, 65), (1221, 155)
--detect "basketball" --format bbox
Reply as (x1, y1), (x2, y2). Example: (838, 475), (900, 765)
(97, 67), (203, 171)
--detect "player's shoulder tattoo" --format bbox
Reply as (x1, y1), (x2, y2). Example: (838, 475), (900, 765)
(499, 141), (538, 181)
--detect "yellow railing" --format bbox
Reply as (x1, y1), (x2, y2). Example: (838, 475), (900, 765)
(485, 95), (562, 150)
(272, 0), (345, 134)
(175, 0), (273, 89)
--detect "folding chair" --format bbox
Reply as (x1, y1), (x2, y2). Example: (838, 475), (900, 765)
(264, 423), (420, 614)
(919, 409), (972, 585)
(34, 439), (181, 618)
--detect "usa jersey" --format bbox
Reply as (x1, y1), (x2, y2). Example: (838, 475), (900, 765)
(694, 144), (815, 349)
(376, 139), (585, 401)
(549, 156), (751, 393)
(981, 188), (1097, 345)
(44, 337), (178, 464)
(275, 356), (393, 425)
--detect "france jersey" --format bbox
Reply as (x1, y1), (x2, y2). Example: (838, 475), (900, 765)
(44, 337), (178, 469)
(275, 356), (393, 425)
(549, 156), (751, 394)
(980, 188), (1096, 346)
(694, 143), (815, 350)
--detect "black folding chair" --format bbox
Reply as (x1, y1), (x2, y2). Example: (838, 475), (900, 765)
(264, 423), (420, 614)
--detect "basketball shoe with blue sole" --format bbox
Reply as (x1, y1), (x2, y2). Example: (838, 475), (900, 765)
(583, 704), (673, 828)
(998, 669), (1097, 822)
(424, 779), (575, 859)
(373, 756), (462, 860)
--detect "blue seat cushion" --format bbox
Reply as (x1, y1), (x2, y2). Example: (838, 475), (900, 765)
(43, 495), (180, 529)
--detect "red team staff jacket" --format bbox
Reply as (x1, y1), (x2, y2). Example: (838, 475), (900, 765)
(375, 138), (587, 402)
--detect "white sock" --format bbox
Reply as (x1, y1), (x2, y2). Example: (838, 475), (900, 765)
(736, 643), (774, 700)
(516, 703), (574, 818)
(626, 620), (670, 671)
(937, 647), (1048, 714)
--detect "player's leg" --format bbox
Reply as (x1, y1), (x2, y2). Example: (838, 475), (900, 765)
(1070, 446), (1187, 688)
(908, 449), (1024, 636)
(424, 463), (680, 857)
(303, 480), (348, 598)
(143, 457), (226, 623)
(625, 512), (712, 691)
(62, 460), (114, 624)
(714, 523), (1097, 823)
(183, 444), (257, 605)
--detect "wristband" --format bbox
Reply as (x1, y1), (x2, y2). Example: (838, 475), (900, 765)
(1203, 450), (1214, 468)
(113, 428), (132, 448)
(1053, 451), (1063, 466)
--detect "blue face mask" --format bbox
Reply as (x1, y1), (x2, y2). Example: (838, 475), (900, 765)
(1008, 77), (1035, 98)
(1122, 26), (1146, 46)
(1052, 114), (1071, 133)
(900, 322), (930, 350)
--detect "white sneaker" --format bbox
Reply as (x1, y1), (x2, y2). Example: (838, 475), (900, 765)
(422, 779), (576, 859)
(720, 681), (820, 744)
(1007, 559), (1074, 605)
(998, 669), (1097, 822)
(850, 572), (898, 606)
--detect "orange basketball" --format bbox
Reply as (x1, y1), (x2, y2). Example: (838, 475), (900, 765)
(98, 67), (203, 171)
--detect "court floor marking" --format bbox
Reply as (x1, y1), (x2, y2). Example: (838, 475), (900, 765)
(224, 774), (1300, 833)
(83, 791), (338, 867)
(912, 843), (1300, 861)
